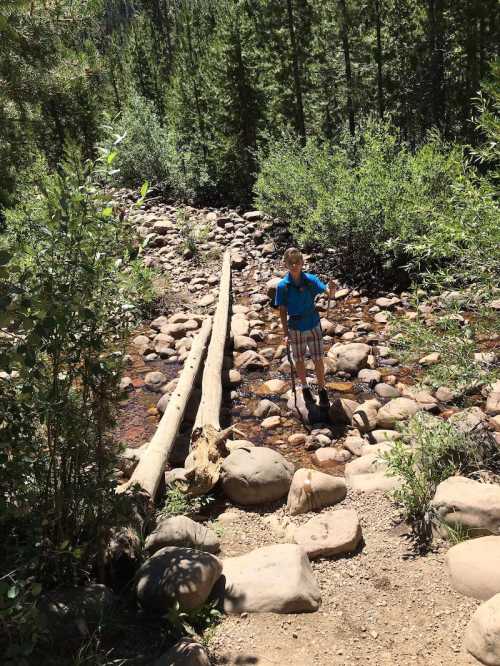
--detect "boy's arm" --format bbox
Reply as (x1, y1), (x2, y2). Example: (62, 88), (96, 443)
(279, 305), (289, 343)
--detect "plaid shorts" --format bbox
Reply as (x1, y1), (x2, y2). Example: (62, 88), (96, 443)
(289, 324), (324, 362)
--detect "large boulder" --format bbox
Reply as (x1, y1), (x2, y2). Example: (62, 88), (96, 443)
(136, 547), (222, 613)
(431, 476), (500, 537)
(465, 593), (500, 666)
(155, 639), (211, 666)
(219, 544), (321, 614)
(446, 536), (500, 600)
(292, 509), (362, 559)
(221, 447), (294, 505)
(328, 343), (370, 374)
(144, 516), (220, 556)
(376, 397), (420, 428)
(287, 468), (346, 515)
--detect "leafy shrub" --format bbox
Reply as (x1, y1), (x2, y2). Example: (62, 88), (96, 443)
(389, 310), (500, 395)
(383, 413), (500, 546)
(104, 94), (213, 201)
(159, 486), (215, 520)
(254, 120), (500, 288)
(0, 144), (149, 660)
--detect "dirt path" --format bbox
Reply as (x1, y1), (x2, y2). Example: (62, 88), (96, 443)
(113, 200), (492, 666)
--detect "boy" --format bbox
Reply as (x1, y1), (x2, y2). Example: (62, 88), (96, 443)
(275, 247), (333, 406)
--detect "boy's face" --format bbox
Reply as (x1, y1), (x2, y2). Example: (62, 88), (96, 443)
(286, 255), (303, 280)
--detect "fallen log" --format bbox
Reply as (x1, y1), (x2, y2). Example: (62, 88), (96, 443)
(125, 315), (213, 499)
(183, 250), (233, 495)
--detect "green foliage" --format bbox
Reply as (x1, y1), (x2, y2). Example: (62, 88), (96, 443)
(383, 413), (500, 545)
(159, 486), (215, 520)
(390, 308), (500, 394)
(165, 599), (222, 641)
(255, 121), (500, 286)
(0, 144), (148, 661)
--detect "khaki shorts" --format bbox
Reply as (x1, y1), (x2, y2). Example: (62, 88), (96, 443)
(289, 324), (324, 362)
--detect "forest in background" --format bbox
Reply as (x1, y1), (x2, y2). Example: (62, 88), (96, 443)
(1, 0), (499, 207)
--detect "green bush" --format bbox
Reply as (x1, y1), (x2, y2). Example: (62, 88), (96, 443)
(254, 121), (500, 287)
(104, 94), (213, 201)
(383, 413), (500, 546)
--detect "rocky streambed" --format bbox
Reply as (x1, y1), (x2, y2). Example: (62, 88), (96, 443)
(111, 191), (499, 666)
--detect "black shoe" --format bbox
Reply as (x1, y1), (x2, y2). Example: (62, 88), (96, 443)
(302, 386), (314, 403)
(318, 388), (330, 407)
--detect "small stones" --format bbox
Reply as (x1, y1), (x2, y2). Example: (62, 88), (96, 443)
(288, 433), (307, 445)
(357, 369), (381, 386)
(198, 293), (216, 307)
(254, 399), (280, 418)
(374, 383), (401, 399)
(313, 447), (351, 464)
(261, 378), (288, 394)
(419, 351), (441, 366)
(233, 335), (257, 351)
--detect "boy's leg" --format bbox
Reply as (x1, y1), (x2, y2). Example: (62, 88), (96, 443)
(295, 359), (307, 385)
(289, 330), (312, 401)
(313, 358), (326, 388)
(309, 325), (329, 406)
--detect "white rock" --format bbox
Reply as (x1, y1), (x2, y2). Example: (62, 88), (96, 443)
(292, 509), (362, 559)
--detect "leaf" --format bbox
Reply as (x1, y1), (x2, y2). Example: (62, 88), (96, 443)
(7, 585), (18, 599)
(140, 181), (149, 198)
(102, 207), (113, 218)
(107, 151), (118, 165)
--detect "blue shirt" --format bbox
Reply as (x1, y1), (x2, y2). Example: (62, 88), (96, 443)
(275, 272), (326, 331)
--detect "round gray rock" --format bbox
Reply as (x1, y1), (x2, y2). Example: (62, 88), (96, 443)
(221, 447), (294, 505)
(145, 516), (220, 556)
(292, 509), (362, 559)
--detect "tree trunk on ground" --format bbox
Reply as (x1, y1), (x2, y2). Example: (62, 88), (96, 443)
(125, 316), (213, 500)
(183, 250), (233, 496)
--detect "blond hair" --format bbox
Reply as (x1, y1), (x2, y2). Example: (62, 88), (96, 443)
(283, 247), (303, 265)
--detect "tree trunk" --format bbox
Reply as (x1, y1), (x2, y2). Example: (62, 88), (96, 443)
(374, 0), (384, 119)
(183, 250), (233, 495)
(338, 0), (355, 136)
(286, 0), (306, 142)
(124, 316), (213, 500)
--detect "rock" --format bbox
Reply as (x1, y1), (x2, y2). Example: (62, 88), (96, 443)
(220, 544), (321, 614)
(287, 468), (347, 515)
(352, 399), (381, 433)
(486, 381), (500, 416)
(223, 368), (242, 388)
(233, 335), (257, 351)
(221, 447), (294, 505)
(133, 334), (154, 353)
(39, 584), (116, 639)
(374, 383), (401, 399)
(447, 536), (500, 600)
(435, 386), (456, 403)
(161, 323), (194, 339)
(231, 253), (247, 270)
(357, 369), (381, 386)
(155, 638), (211, 666)
(313, 447), (351, 464)
(226, 439), (255, 452)
(449, 407), (490, 434)
(345, 454), (399, 493)
(367, 429), (401, 443)
(150, 315), (169, 331)
(119, 376), (133, 392)
(377, 397), (420, 428)
(261, 242), (275, 256)
(374, 311), (390, 324)
(135, 547), (222, 613)
(144, 371), (167, 392)
(431, 476), (500, 537)
(335, 288), (350, 299)
(375, 296), (400, 308)
(261, 415), (281, 429)
(243, 210), (263, 221)
(266, 277), (281, 302)
(198, 294), (216, 307)
(419, 352), (441, 366)
(261, 378), (288, 394)
(329, 398), (359, 425)
(254, 399), (280, 418)
(343, 436), (365, 456)
(464, 593), (500, 666)
(328, 343), (370, 374)
(234, 350), (270, 371)
(288, 433), (307, 445)
(231, 317), (249, 337)
(144, 517), (220, 556)
(292, 510), (362, 559)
